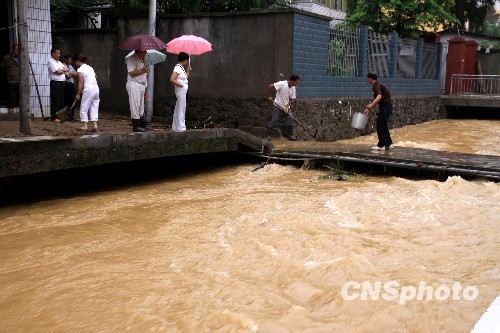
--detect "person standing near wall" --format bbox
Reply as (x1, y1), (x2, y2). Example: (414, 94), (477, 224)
(63, 54), (78, 121)
(0, 44), (19, 114)
(74, 53), (99, 131)
(363, 72), (394, 150)
(169, 52), (191, 132)
(266, 74), (300, 141)
(126, 50), (148, 132)
(47, 48), (68, 123)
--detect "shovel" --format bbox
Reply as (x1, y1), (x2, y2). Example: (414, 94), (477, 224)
(273, 102), (317, 139)
(56, 100), (77, 123)
(29, 59), (49, 120)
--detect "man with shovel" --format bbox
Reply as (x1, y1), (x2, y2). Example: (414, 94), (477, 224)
(266, 74), (300, 141)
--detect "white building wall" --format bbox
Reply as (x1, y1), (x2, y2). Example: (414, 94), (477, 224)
(26, 0), (52, 118)
(1, 0), (52, 117)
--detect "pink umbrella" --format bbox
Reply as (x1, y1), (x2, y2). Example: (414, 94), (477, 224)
(166, 35), (212, 56)
(118, 34), (166, 51)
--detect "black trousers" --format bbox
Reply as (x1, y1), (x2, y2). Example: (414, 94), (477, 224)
(6, 82), (19, 109)
(267, 105), (293, 129)
(64, 81), (75, 107)
(50, 80), (65, 119)
(376, 103), (393, 148)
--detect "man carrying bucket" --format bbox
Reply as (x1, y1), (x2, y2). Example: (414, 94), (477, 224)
(363, 72), (394, 150)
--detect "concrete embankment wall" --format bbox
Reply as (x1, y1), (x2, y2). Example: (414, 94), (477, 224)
(155, 95), (441, 142)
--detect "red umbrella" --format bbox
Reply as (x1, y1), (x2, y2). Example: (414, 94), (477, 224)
(166, 35), (212, 55)
(118, 34), (166, 51)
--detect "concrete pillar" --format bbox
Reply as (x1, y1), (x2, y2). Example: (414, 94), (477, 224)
(436, 43), (443, 81)
(146, 0), (157, 122)
(17, 0), (31, 134)
(415, 38), (423, 79)
(356, 26), (369, 77)
(388, 32), (399, 78)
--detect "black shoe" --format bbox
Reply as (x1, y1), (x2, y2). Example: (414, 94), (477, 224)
(287, 136), (297, 141)
(265, 128), (273, 140)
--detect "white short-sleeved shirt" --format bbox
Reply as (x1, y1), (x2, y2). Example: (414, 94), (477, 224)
(273, 80), (296, 109)
(173, 64), (188, 88)
(77, 63), (99, 91)
(127, 54), (147, 84)
(47, 58), (66, 82)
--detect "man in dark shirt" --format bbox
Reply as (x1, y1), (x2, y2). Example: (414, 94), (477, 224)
(363, 72), (394, 150)
(0, 44), (19, 114)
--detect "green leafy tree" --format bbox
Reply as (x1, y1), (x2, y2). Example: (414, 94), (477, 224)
(455, 0), (496, 33)
(345, 0), (458, 38)
(483, 21), (500, 37)
(51, 0), (100, 31)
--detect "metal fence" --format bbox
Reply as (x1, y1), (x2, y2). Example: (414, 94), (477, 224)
(422, 43), (438, 79)
(449, 74), (500, 96)
(397, 38), (416, 78)
(367, 30), (390, 78)
(328, 27), (440, 80)
(328, 26), (359, 76)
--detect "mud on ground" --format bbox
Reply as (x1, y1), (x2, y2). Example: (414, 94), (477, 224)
(0, 114), (172, 138)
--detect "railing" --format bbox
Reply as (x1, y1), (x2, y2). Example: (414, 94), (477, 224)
(422, 43), (438, 79)
(397, 38), (416, 78)
(449, 74), (500, 96)
(368, 30), (390, 78)
(329, 26), (359, 76)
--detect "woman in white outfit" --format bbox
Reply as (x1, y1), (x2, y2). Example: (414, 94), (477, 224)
(169, 52), (191, 131)
(74, 53), (100, 131)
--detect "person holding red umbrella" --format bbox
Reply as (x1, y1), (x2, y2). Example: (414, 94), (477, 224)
(169, 52), (192, 132)
(126, 50), (148, 132)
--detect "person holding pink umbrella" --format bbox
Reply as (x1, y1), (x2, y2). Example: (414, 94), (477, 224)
(169, 52), (191, 132)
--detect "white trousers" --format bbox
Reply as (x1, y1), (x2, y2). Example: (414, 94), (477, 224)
(126, 80), (145, 120)
(80, 88), (100, 122)
(172, 86), (188, 131)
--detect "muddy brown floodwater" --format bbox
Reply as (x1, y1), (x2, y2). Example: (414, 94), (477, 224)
(0, 119), (498, 332)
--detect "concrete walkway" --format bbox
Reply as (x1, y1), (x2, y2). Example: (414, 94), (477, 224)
(0, 128), (272, 178)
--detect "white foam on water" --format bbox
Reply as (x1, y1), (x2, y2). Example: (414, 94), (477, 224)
(471, 295), (500, 333)
(394, 140), (449, 151)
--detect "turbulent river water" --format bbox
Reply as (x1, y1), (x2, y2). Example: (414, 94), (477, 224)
(0, 119), (499, 332)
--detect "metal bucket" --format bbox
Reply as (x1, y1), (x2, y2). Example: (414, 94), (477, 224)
(351, 112), (368, 130)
